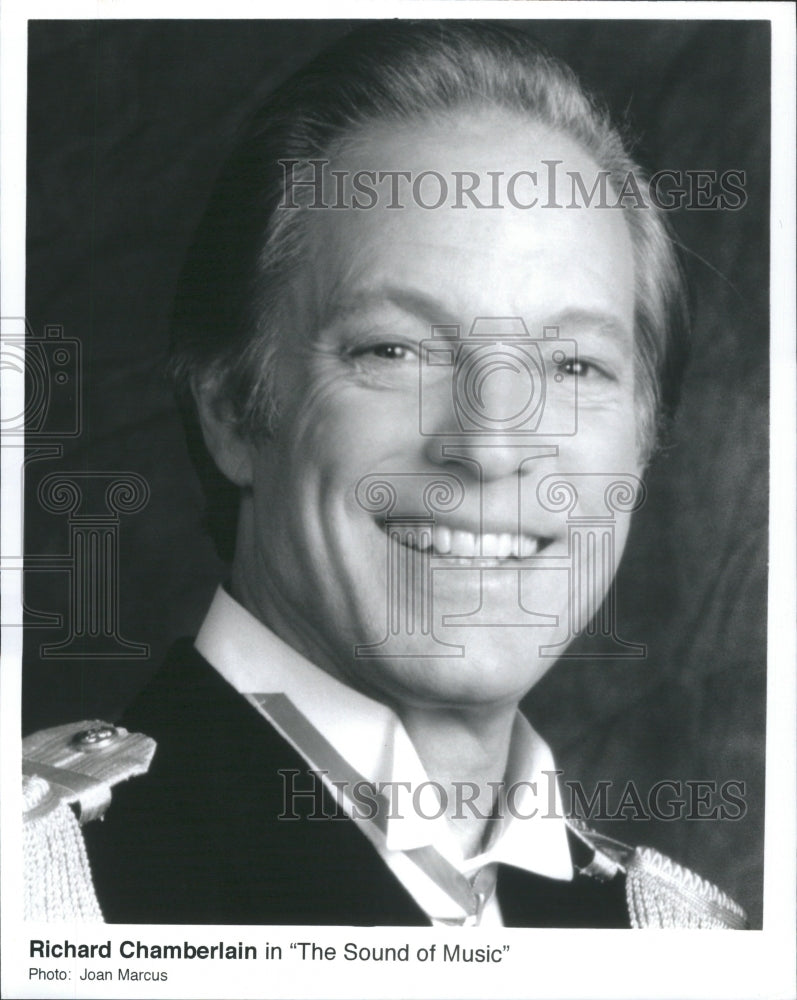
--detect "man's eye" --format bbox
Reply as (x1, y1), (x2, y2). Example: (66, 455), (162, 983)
(557, 358), (598, 377)
(342, 339), (420, 376)
(364, 343), (415, 361)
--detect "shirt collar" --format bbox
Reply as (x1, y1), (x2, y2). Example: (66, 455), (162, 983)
(196, 585), (572, 880)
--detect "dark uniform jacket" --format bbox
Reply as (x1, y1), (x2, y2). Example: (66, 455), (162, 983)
(84, 640), (631, 927)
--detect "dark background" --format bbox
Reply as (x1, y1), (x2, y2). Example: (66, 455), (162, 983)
(22, 19), (769, 927)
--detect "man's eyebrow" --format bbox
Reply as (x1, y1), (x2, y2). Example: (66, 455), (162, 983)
(540, 308), (631, 341)
(326, 286), (460, 328)
(324, 295), (631, 341)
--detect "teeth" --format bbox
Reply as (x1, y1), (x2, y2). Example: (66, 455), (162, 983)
(413, 528), (433, 551)
(451, 530), (475, 558)
(479, 533), (499, 558)
(433, 526), (451, 554)
(396, 524), (542, 559)
(509, 533), (540, 558)
(496, 533), (513, 558)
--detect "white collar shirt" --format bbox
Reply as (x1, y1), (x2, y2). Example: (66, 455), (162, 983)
(195, 586), (573, 926)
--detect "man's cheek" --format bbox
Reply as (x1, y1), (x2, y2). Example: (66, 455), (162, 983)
(575, 423), (640, 473)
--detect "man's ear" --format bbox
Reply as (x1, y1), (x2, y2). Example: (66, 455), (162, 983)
(191, 374), (254, 488)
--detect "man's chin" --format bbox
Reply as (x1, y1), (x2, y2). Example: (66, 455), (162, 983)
(341, 631), (560, 712)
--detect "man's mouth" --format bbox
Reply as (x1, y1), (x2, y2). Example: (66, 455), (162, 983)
(379, 521), (552, 560)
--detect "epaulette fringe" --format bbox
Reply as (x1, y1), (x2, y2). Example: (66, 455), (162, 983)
(567, 819), (748, 929)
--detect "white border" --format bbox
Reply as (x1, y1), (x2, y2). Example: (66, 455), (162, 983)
(0, 0), (29, 997)
(765, 0), (797, 954)
(1, 0), (793, 20)
(2, 4), (794, 1000)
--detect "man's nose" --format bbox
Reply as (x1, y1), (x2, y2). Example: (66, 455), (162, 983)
(424, 434), (557, 482)
(422, 358), (556, 480)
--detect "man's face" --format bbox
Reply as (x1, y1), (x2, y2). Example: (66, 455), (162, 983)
(232, 111), (641, 713)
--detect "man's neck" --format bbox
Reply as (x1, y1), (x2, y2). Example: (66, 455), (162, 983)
(230, 563), (522, 859)
(398, 703), (517, 860)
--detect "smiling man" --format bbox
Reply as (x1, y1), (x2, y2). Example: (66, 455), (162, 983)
(64, 21), (747, 927)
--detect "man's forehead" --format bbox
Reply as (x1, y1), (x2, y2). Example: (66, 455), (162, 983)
(281, 110), (636, 341)
(302, 200), (635, 341)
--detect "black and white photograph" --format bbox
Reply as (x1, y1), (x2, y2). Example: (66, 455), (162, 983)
(2, 4), (795, 999)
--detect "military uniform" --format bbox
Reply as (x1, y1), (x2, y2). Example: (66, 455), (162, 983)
(24, 639), (747, 929)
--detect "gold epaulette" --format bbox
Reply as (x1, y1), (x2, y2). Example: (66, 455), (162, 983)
(567, 819), (749, 929)
(22, 720), (156, 921)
